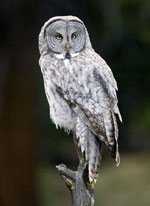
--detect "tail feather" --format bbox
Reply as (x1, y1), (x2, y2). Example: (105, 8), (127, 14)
(111, 111), (120, 166)
(88, 132), (102, 183)
(75, 117), (102, 183)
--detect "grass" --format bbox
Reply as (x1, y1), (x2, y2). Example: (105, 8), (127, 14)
(36, 152), (150, 206)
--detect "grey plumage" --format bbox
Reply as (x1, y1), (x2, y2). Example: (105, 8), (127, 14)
(38, 16), (122, 183)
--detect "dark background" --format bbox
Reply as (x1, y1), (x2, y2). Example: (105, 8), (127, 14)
(0, 0), (150, 206)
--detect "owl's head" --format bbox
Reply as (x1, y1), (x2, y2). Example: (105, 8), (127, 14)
(39, 16), (92, 59)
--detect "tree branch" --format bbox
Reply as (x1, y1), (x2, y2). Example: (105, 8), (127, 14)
(56, 160), (95, 206)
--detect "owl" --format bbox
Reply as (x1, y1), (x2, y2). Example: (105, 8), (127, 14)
(38, 16), (122, 183)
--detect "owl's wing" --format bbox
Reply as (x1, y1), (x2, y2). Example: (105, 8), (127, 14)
(92, 54), (122, 123)
(56, 54), (122, 166)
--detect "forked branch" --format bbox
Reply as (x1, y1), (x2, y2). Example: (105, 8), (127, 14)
(56, 136), (95, 206)
(56, 161), (94, 206)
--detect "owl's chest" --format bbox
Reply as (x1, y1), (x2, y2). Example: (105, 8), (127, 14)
(43, 60), (76, 130)
(55, 59), (79, 89)
(47, 58), (82, 94)
(48, 89), (75, 131)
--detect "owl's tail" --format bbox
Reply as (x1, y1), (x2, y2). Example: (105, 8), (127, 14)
(75, 118), (102, 183)
(109, 111), (120, 167)
(88, 132), (102, 183)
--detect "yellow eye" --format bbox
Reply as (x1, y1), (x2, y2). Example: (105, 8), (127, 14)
(72, 33), (77, 39)
(55, 34), (63, 40)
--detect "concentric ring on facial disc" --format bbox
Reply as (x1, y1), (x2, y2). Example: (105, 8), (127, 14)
(68, 20), (86, 52)
(45, 20), (67, 50)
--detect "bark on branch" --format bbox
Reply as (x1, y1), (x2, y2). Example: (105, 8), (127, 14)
(56, 161), (94, 206)
(56, 137), (95, 206)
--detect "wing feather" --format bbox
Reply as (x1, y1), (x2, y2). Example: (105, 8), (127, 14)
(56, 52), (121, 164)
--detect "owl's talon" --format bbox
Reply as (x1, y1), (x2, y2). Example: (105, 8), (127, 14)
(70, 185), (75, 190)
(80, 158), (85, 164)
(90, 183), (95, 189)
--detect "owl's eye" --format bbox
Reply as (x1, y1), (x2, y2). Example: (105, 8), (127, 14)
(55, 34), (63, 40)
(72, 33), (77, 39)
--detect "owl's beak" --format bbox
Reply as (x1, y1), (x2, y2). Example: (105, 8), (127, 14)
(66, 43), (70, 52)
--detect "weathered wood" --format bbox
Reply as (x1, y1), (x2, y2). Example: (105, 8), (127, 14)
(56, 136), (95, 206)
(56, 161), (94, 206)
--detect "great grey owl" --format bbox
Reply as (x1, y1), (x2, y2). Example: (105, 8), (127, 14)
(38, 16), (122, 183)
